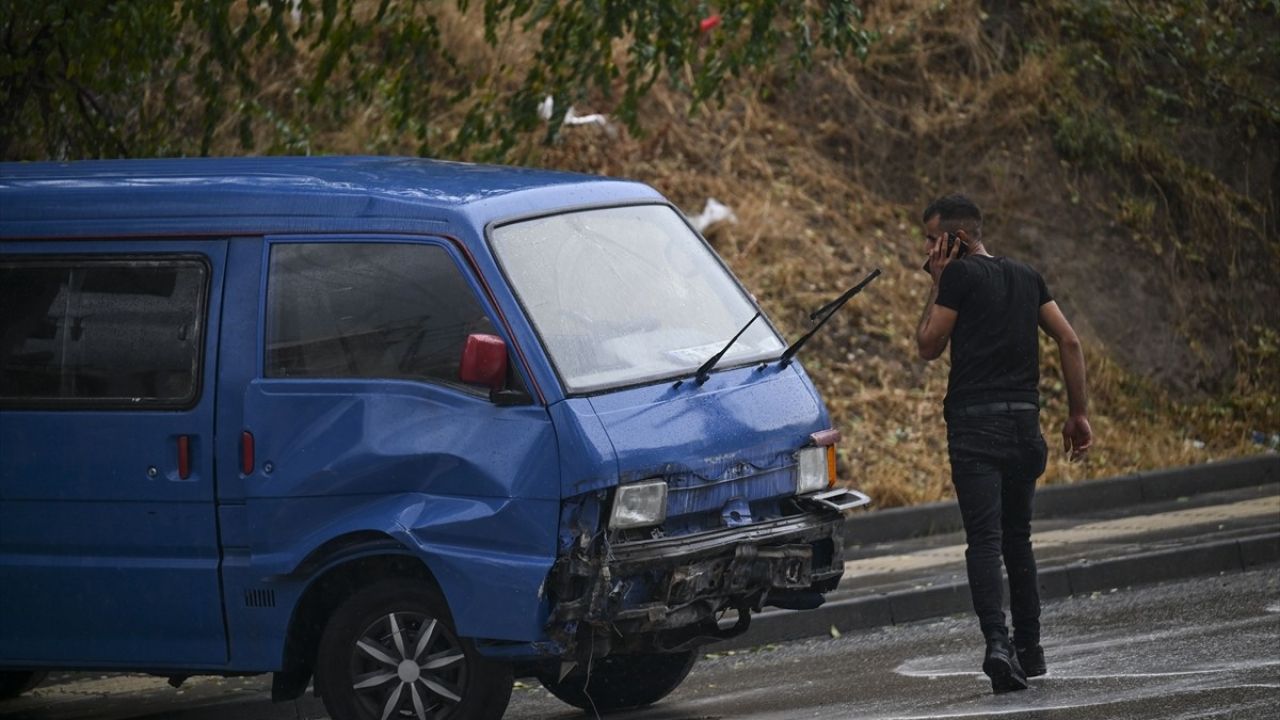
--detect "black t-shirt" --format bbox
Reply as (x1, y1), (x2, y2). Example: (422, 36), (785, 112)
(935, 255), (1052, 411)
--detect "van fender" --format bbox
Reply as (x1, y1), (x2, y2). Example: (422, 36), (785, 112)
(273, 534), (425, 702)
(288, 530), (415, 579)
(276, 492), (557, 641)
(270, 492), (555, 700)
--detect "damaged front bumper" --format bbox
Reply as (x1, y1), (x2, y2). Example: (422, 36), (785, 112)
(546, 507), (848, 657)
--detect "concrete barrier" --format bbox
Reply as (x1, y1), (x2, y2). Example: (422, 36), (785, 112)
(842, 454), (1279, 546)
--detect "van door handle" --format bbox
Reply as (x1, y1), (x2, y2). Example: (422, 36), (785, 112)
(241, 431), (255, 476)
(177, 435), (191, 480)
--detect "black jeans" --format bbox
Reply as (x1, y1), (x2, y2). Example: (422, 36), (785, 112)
(946, 409), (1048, 647)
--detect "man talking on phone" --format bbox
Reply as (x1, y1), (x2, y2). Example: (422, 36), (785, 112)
(915, 194), (1093, 694)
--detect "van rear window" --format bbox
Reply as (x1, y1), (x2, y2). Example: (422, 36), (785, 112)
(0, 257), (208, 408)
(265, 242), (496, 390)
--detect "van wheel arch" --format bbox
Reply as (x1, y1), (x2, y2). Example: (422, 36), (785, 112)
(274, 545), (440, 702)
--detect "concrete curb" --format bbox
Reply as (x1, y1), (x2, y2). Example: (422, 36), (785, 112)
(715, 530), (1280, 651)
(842, 454), (1279, 546)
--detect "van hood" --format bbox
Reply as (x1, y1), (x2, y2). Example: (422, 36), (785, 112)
(585, 363), (829, 524)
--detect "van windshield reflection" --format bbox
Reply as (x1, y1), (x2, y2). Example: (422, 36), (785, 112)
(491, 205), (784, 393)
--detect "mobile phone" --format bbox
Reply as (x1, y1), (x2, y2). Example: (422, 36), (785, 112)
(921, 232), (964, 271)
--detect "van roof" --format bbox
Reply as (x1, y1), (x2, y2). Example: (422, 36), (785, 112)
(0, 156), (663, 239)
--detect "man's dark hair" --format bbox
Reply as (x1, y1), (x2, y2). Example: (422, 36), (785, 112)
(922, 194), (983, 238)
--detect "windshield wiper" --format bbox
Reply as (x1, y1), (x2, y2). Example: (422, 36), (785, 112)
(769, 268), (881, 369)
(675, 311), (762, 387)
(675, 267), (880, 388)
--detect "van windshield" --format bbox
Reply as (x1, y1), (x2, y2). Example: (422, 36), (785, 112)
(491, 205), (784, 394)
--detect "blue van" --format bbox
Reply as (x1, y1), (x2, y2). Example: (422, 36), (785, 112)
(0, 157), (867, 719)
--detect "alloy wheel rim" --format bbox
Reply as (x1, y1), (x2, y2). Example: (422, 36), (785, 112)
(349, 610), (467, 720)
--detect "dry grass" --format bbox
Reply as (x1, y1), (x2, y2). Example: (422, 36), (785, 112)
(532, 161), (1267, 507)
(203, 0), (1274, 508)
(517, 0), (1274, 507)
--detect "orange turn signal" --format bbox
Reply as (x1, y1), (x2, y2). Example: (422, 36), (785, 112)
(826, 445), (837, 487)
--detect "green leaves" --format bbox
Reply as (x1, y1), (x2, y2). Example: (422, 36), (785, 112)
(1035, 0), (1278, 401)
(1, 0), (876, 160)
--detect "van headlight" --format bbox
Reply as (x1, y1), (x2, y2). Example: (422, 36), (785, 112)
(609, 480), (668, 529)
(796, 446), (835, 495)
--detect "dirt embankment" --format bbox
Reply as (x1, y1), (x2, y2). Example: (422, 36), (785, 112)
(522, 0), (1279, 505)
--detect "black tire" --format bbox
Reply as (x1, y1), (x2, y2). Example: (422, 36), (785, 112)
(537, 651), (696, 713)
(0, 671), (46, 700)
(314, 579), (512, 720)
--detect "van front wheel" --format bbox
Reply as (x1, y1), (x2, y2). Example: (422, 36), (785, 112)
(314, 579), (512, 720)
(537, 651), (696, 712)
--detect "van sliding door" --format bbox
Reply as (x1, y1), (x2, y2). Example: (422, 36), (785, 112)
(0, 240), (229, 666)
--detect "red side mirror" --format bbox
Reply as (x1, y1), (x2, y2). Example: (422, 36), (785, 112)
(459, 333), (508, 392)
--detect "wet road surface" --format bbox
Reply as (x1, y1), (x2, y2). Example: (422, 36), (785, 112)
(3, 567), (1277, 719)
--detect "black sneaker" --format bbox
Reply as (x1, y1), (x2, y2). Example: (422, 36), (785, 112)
(1017, 644), (1046, 678)
(983, 638), (1029, 694)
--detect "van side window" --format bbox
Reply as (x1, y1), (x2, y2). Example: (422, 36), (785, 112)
(0, 257), (208, 408)
(266, 242), (496, 389)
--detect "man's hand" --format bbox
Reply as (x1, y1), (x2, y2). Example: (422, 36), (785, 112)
(926, 234), (962, 286)
(1062, 414), (1093, 462)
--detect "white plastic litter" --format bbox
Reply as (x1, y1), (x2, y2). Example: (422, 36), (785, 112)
(563, 107), (609, 127)
(538, 96), (610, 129)
(689, 198), (738, 233)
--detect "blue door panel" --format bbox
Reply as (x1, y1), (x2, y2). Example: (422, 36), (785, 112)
(0, 238), (229, 667)
(235, 381), (560, 643)
(243, 383), (559, 502)
(218, 234), (562, 661)
(1, 415), (212, 501)
(0, 503), (225, 663)
(213, 236), (264, 505)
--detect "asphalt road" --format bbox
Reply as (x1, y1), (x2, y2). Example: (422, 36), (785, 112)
(3, 568), (1277, 720)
